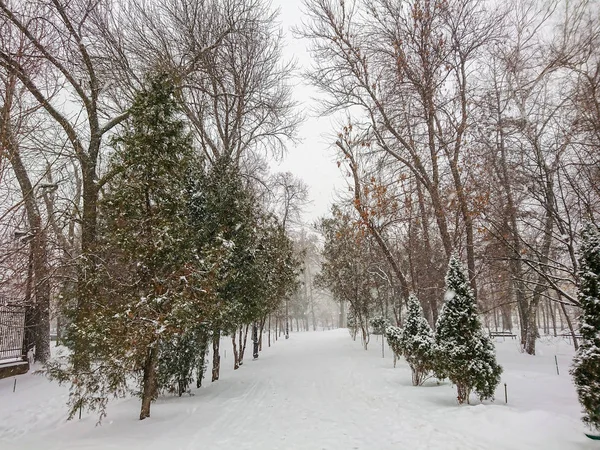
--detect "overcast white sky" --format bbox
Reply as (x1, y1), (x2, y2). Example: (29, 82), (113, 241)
(271, 0), (347, 224)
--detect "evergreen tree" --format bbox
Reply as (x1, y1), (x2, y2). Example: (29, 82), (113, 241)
(435, 255), (502, 404)
(189, 156), (262, 374)
(401, 294), (435, 386)
(370, 317), (390, 335)
(385, 325), (403, 368)
(158, 325), (209, 396)
(46, 73), (210, 422)
(571, 223), (600, 431)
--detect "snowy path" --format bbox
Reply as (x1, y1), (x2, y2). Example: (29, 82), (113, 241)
(0, 329), (595, 450)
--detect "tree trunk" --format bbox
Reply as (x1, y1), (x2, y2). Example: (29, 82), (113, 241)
(415, 180), (439, 325)
(239, 324), (249, 365)
(4, 139), (51, 362)
(196, 332), (208, 388)
(525, 307), (538, 355)
(549, 302), (557, 337)
(140, 345), (159, 420)
(211, 330), (220, 382)
(1, 71), (51, 363)
(542, 302), (549, 335)
(456, 383), (471, 405)
(448, 158), (478, 300)
(559, 298), (578, 351)
(494, 89), (529, 349)
(232, 332), (239, 370)
(525, 171), (555, 355)
(258, 315), (266, 351)
(252, 322), (259, 359)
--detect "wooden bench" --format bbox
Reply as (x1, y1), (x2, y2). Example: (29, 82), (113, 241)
(489, 330), (517, 339)
(559, 332), (583, 340)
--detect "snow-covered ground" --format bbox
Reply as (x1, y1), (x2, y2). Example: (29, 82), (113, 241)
(0, 330), (595, 450)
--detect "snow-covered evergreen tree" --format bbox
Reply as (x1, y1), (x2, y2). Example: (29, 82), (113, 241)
(571, 223), (600, 431)
(401, 294), (435, 386)
(370, 316), (390, 335)
(385, 325), (403, 368)
(435, 255), (502, 404)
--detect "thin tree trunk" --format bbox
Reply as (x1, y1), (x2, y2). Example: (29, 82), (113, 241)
(559, 298), (578, 351)
(1, 70), (52, 363)
(211, 330), (220, 382)
(196, 331), (208, 388)
(559, 304), (565, 331)
(4, 135), (51, 362)
(542, 302), (549, 335)
(494, 86), (529, 349)
(252, 322), (259, 359)
(258, 315), (266, 351)
(550, 302), (557, 337)
(232, 332), (239, 370)
(525, 171), (555, 355)
(140, 345), (159, 420)
(238, 326), (243, 365)
(239, 324), (249, 365)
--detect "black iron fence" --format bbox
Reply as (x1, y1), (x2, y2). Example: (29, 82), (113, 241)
(0, 302), (27, 363)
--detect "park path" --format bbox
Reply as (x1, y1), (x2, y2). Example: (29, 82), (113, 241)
(0, 329), (593, 450)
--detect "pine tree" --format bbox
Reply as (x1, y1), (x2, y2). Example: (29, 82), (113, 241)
(188, 156), (261, 376)
(46, 73), (209, 422)
(401, 294), (435, 386)
(158, 325), (209, 396)
(571, 223), (600, 431)
(103, 72), (203, 420)
(385, 325), (403, 368)
(435, 255), (502, 404)
(370, 316), (390, 335)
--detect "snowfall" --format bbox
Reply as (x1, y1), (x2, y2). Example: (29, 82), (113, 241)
(0, 329), (596, 450)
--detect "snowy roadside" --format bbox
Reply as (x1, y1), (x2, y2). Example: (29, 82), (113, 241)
(0, 330), (595, 450)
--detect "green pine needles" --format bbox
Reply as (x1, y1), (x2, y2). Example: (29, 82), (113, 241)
(401, 294), (435, 386)
(44, 72), (300, 423)
(571, 223), (600, 431)
(434, 255), (502, 404)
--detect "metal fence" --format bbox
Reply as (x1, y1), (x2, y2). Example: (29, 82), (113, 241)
(0, 302), (27, 363)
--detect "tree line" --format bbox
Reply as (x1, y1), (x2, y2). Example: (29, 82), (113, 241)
(0, 0), (328, 421)
(302, 0), (600, 356)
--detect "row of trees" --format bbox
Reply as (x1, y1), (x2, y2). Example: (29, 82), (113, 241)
(43, 75), (301, 421)
(0, 0), (342, 422)
(376, 256), (502, 404)
(0, 0), (304, 363)
(0, 0), (315, 357)
(301, 0), (600, 355)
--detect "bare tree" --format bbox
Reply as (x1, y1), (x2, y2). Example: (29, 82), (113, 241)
(300, 0), (506, 303)
(0, 13), (54, 361)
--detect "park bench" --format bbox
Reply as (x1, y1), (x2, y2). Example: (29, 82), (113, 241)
(489, 330), (517, 339)
(559, 331), (583, 340)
